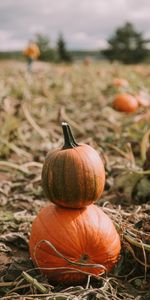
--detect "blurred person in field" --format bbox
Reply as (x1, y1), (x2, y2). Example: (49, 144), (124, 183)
(23, 40), (40, 72)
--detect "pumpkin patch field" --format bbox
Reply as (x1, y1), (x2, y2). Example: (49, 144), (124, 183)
(0, 60), (150, 299)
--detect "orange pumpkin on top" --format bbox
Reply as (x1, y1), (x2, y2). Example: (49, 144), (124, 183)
(42, 122), (105, 209)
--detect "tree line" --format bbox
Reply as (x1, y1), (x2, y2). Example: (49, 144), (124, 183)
(0, 22), (149, 64)
(34, 22), (150, 64)
(102, 22), (150, 64)
(35, 32), (72, 62)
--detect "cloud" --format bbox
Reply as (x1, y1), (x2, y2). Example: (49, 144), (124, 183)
(0, 29), (26, 50)
(69, 32), (107, 49)
(0, 0), (150, 50)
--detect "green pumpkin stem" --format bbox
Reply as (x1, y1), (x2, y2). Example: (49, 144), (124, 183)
(62, 122), (79, 149)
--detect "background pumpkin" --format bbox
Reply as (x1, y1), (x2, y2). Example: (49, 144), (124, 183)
(113, 93), (138, 112)
(135, 94), (150, 107)
(42, 122), (105, 208)
(112, 78), (129, 88)
(29, 203), (121, 284)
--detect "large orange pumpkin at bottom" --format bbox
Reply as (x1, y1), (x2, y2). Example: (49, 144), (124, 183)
(29, 203), (121, 284)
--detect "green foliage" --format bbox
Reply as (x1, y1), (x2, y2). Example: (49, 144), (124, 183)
(35, 33), (56, 61)
(102, 22), (149, 64)
(35, 33), (72, 62)
(70, 50), (102, 60)
(56, 33), (72, 62)
(0, 51), (23, 60)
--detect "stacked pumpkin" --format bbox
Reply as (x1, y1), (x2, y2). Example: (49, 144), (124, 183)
(29, 123), (121, 284)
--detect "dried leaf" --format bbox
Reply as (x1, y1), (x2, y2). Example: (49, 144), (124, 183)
(0, 232), (28, 249)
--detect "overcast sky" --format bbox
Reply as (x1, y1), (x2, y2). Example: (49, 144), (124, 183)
(0, 0), (150, 51)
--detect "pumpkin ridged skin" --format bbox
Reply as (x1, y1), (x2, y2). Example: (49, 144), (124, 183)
(113, 93), (138, 113)
(29, 203), (121, 284)
(42, 144), (105, 208)
(42, 123), (105, 208)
